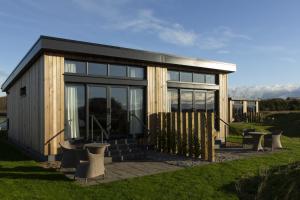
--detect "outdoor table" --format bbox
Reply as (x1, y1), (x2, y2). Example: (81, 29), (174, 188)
(83, 143), (110, 154)
(248, 132), (270, 151)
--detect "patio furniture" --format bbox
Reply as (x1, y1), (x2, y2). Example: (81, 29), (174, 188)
(264, 130), (283, 150)
(248, 132), (270, 151)
(83, 143), (110, 154)
(74, 148), (107, 182)
(242, 129), (255, 148)
(60, 141), (85, 169)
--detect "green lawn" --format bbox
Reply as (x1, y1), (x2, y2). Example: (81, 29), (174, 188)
(1, 112), (300, 200)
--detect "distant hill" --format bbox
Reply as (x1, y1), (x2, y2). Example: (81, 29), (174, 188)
(229, 84), (300, 99)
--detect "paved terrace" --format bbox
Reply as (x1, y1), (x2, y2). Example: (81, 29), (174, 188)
(42, 148), (276, 186)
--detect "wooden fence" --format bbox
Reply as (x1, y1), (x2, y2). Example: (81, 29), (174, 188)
(150, 112), (216, 162)
(234, 112), (263, 123)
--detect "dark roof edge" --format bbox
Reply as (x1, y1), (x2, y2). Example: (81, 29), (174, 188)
(1, 35), (236, 91)
(229, 97), (260, 101)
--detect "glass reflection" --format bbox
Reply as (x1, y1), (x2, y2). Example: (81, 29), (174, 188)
(111, 87), (128, 137)
(181, 90), (193, 112)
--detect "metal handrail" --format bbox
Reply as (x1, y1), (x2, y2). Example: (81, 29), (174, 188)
(215, 114), (232, 147)
(90, 115), (109, 143)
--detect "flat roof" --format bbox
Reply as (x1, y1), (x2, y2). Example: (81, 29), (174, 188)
(1, 36), (236, 91)
(229, 98), (260, 101)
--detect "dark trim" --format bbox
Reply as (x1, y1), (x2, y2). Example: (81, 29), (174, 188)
(64, 74), (147, 86)
(167, 81), (219, 90)
(2, 35), (236, 91)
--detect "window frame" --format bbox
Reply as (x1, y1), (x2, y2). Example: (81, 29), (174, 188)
(64, 59), (146, 80)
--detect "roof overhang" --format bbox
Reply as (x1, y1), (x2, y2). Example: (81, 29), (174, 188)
(1, 36), (237, 91)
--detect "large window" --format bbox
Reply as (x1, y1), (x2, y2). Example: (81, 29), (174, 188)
(66, 84), (145, 140)
(167, 70), (217, 84)
(65, 60), (145, 79)
(167, 89), (216, 113)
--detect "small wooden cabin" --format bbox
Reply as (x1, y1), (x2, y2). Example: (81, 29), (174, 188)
(1, 36), (236, 159)
(228, 98), (259, 122)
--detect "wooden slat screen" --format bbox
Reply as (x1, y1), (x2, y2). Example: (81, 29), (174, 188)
(151, 111), (216, 161)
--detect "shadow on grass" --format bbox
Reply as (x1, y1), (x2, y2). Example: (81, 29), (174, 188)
(0, 139), (29, 161)
(0, 172), (70, 181)
(0, 139), (71, 182)
(0, 163), (71, 182)
(0, 165), (56, 173)
(222, 162), (300, 200)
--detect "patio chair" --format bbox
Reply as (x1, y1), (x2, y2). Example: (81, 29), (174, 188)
(74, 148), (106, 182)
(242, 129), (255, 148)
(59, 141), (85, 169)
(264, 130), (283, 150)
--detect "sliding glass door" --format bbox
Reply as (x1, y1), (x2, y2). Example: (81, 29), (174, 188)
(110, 87), (128, 138)
(129, 88), (144, 135)
(66, 83), (145, 140)
(65, 84), (86, 139)
(88, 86), (107, 140)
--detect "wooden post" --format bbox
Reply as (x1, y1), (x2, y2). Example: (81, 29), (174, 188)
(189, 112), (194, 157)
(207, 112), (215, 162)
(171, 112), (177, 154)
(200, 112), (208, 160)
(177, 112), (182, 155)
(182, 112), (188, 156)
(166, 112), (171, 153)
(157, 112), (162, 151)
(194, 112), (201, 158)
(162, 112), (167, 152)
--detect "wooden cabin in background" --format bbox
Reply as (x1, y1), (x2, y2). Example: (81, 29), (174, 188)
(228, 98), (260, 122)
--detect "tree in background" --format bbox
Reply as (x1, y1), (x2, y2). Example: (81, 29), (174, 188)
(260, 98), (300, 111)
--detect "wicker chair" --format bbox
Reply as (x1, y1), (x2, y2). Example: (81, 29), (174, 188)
(264, 130), (283, 150)
(242, 129), (255, 148)
(60, 141), (85, 169)
(75, 149), (106, 182)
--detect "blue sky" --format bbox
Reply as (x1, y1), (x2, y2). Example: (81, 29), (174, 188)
(0, 0), (300, 97)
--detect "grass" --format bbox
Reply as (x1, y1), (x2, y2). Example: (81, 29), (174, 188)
(236, 161), (300, 200)
(0, 112), (300, 199)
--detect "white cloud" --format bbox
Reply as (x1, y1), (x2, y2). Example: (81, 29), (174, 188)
(229, 84), (300, 99)
(72, 0), (249, 49)
(116, 9), (198, 46)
